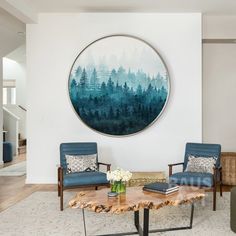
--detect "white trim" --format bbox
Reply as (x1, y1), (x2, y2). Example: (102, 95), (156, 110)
(3, 80), (16, 88)
(202, 39), (236, 44)
(3, 107), (20, 120)
(0, 0), (38, 23)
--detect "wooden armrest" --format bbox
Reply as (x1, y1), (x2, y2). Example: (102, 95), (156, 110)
(215, 165), (222, 170)
(212, 165), (223, 187)
(168, 162), (184, 177)
(213, 165), (222, 172)
(168, 162), (184, 167)
(98, 162), (111, 171)
(213, 165), (222, 178)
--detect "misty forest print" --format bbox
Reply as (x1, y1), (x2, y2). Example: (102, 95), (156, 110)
(69, 36), (169, 135)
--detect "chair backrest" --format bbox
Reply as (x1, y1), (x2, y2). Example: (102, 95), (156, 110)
(60, 142), (98, 170)
(184, 142), (221, 170)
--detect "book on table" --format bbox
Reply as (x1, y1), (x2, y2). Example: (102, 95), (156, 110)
(143, 182), (179, 194)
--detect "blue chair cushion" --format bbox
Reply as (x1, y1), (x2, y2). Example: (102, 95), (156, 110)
(169, 171), (213, 187)
(63, 171), (109, 187)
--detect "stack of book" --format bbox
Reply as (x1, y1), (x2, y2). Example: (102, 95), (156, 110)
(143, 182), (179, 195)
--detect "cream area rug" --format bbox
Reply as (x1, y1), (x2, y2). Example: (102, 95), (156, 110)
(0, 191), (233, 236)
(0, 161), (26, 176)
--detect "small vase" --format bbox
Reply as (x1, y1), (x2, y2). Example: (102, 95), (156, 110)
(111, 181), (126, 194)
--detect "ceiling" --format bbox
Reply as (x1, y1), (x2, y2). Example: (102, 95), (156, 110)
(20, 0), (236, 15)
(0, 8), (25, 56)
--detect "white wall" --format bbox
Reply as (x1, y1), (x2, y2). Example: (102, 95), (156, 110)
(15, 62), (26, 108)
(203, 15), (236, 38)
(26, 13), (202, 184)
(3, 57), (27, 108)
(203, 15), (236, 151)
(203, 44), (236, 151)
(3, 57), (27, 139)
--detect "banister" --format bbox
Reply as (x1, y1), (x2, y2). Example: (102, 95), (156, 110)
(18, 105), (27, 111)
(3, 107), (20, 120)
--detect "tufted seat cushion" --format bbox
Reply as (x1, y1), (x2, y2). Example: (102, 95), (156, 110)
(63, 171), (109, 187)
(169, 171), (213, 187)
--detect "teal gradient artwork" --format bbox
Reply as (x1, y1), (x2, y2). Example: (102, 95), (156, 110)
(68, 35), (170, 136)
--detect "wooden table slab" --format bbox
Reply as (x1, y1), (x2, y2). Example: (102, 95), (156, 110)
(69, 186), (205, 214)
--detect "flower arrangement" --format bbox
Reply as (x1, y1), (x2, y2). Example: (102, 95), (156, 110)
(107, 168), (132, 194)
(107, 168), (132, 182)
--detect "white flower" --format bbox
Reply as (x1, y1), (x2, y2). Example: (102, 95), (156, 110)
(106, 168), (132, 182)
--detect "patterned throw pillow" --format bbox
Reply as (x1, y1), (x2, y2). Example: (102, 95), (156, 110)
(65, 154), (97, 173)
(185, 155), (217, 174)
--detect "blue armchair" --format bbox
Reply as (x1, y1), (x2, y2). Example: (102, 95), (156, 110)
(58, 142), (111, 210)
(168, 143), (222, 211)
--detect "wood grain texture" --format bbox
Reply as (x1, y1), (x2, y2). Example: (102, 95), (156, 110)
(69, 186), (205, 213)
(221, 152), (236, 185)
(128, 171), (165, 187)
(0, 153), (26, 169)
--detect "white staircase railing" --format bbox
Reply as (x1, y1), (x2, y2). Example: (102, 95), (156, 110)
(3, 107), (19, 155)
(3, 104), (26, 139)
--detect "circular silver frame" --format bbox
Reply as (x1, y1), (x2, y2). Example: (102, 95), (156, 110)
(68, 34), (171, 137)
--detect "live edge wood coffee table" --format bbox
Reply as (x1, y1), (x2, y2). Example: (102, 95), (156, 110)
(69, 186), (205, 236)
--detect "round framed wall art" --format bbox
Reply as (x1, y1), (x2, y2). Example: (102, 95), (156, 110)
(68, 35), (170, 136)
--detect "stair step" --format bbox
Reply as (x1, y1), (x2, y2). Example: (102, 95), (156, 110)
(19, 139), (27, 146)
(18, 145), (26, 154)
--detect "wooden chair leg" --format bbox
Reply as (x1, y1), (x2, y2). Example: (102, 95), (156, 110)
(213, 186), (216, 211)
(58, 167), (64, 210)
(220, 182), (223, 197)
(220, 170), (223, 197)
(58, 167), (61, 197)
(60, 187), (63, 211)
(168, 166), (173, 177)
(58, 183), (60, 197)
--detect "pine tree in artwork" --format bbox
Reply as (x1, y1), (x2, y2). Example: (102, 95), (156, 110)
(101, 82), (107, 95)
(75, 66), (82, 79)
(90, 68), (99, 90)
(70, 79), (78, 101)
(136, 84), (142, 96)
(123, 82), (129, 94)
(109, 106), (114, 119)
(80, 68), (88, 89)
(110, 69), (117, 83)
(107, 77), (114, 94)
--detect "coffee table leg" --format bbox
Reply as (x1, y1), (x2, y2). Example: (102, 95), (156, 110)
(82, 208), (87, 236)
(149, 202), (195, 233)
(189, 203), (194, 229)
(143, 208), (149, 236)
(134, 211), (139, 232)
(92, 203), (195, 236)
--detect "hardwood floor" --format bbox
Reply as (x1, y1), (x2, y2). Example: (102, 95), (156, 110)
(0, 153), (26, 169)
(0, 153), (29, 212)
(0, 156), (234, 213)
(0, 153), (92, 212)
